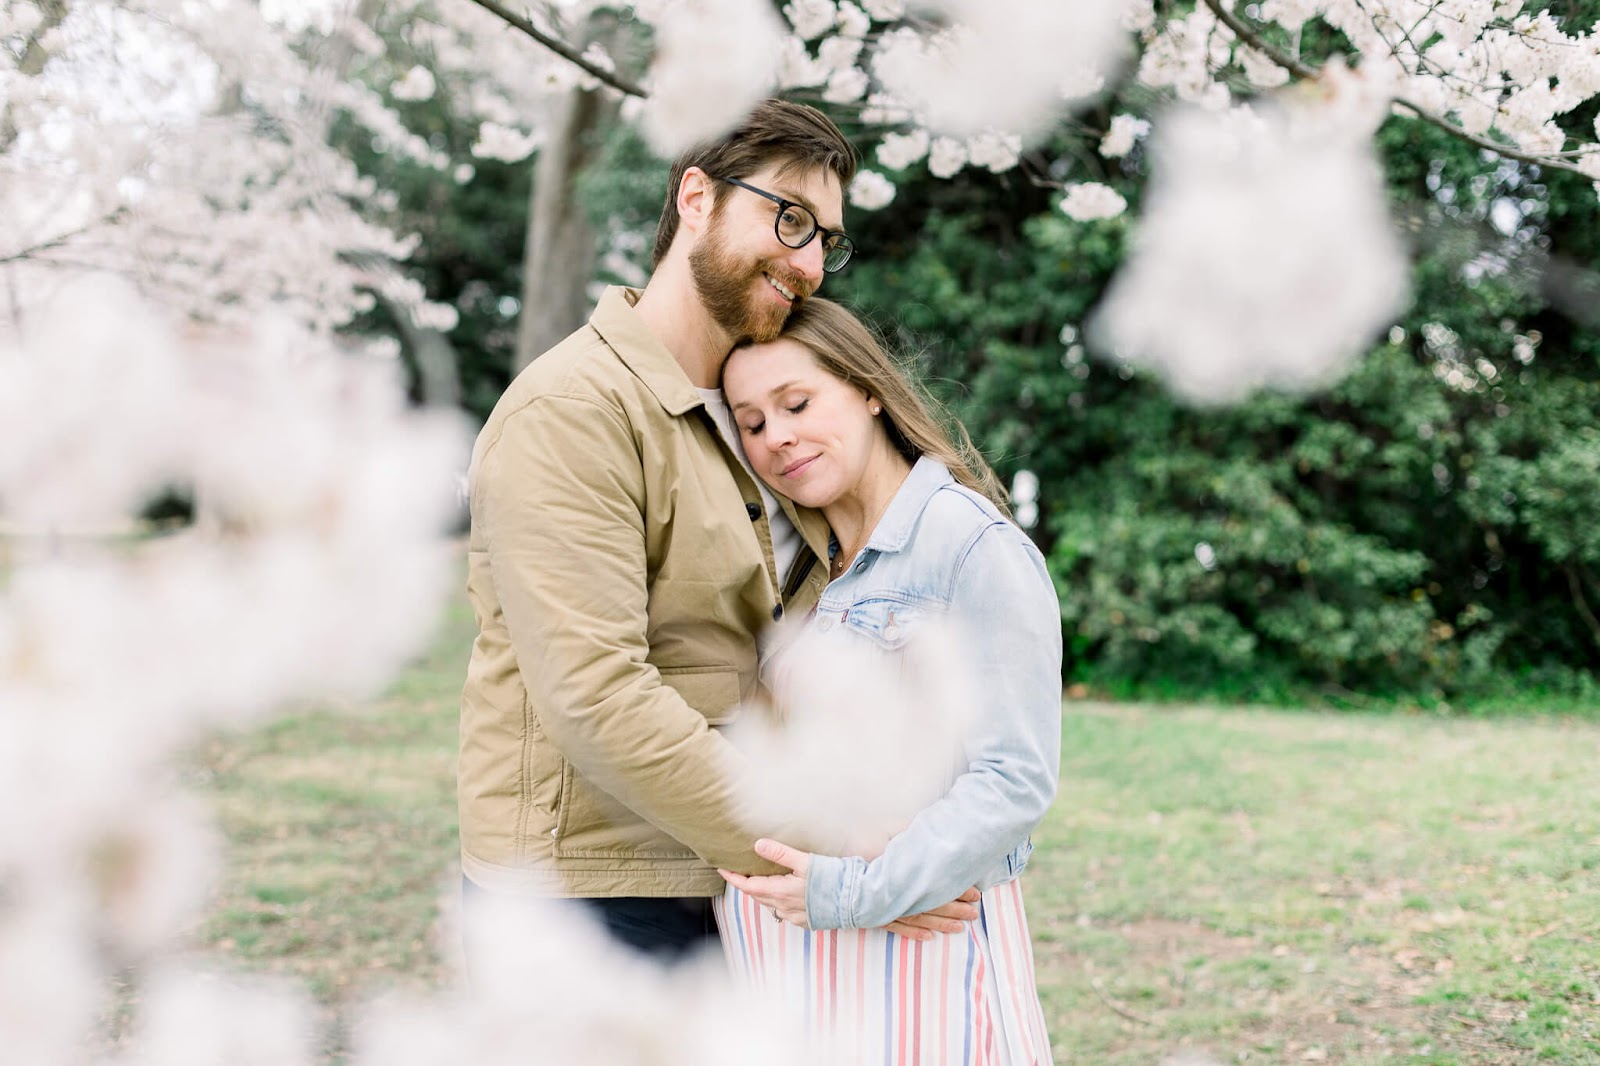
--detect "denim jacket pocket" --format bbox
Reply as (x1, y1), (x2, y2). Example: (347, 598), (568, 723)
(1005, 837), (1034, 878)
(839, 597), (922, 651)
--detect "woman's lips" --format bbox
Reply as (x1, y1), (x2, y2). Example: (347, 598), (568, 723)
(781, 455), (819, 478)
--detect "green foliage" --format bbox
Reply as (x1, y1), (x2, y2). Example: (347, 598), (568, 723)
(835, 103), (1600, 701)
(331, 10), (534, 421)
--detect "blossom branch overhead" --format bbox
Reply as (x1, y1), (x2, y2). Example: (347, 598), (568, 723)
(1195, 0), (1598, 180)
(461, 0), (647, 98)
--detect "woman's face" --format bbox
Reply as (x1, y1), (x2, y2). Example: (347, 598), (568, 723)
(724, 338), (882, 510)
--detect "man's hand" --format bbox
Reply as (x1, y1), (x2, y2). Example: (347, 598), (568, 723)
(719, 838), (813, 926)
(880, 887), (980, 941)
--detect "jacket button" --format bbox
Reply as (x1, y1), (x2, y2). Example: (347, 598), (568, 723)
(771, 604), (783, 621)
(745, 502), (761, 521)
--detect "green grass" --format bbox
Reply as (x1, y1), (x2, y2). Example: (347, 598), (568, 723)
(194, 593), (474, 1004)
(196, 590), (1600, 1063)
(1031, 705), (1600, 1063)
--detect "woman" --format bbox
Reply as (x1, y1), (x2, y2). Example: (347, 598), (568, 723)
(716, 298), (1062, 1065)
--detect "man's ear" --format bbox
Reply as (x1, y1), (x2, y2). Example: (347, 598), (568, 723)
(677, 167), (716, 236)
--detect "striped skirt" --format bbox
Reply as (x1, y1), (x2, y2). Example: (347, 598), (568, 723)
(714, 877), (1052, 1065)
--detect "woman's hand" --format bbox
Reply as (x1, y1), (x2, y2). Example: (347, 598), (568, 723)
(719, 838), (813, 926)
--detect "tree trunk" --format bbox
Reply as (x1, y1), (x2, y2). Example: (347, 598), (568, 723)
(514, 41), (622, 371)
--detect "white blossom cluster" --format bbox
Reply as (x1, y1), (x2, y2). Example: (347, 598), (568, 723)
(348, 892), (834, 1066)
(868, 1), (1132, 138)
(729, 616), (980, 859)
(1090, 100), (1411, 404)
(0, 278), (468, 1064)
(596, 0), (1600, 230)
(0, 276), (844, 1064)
(1100, 113), (1152, 159)
(766, 0), (1129, 203)
(1060, 182), (1129, 222)
(634, 0), (787, 154)
(0, 0), (464, 335)
(1136, 0), (1600, 178)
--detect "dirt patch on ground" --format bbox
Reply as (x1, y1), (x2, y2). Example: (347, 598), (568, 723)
(1036, 916), (1532, 1063)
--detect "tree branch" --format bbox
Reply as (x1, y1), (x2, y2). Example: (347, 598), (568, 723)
(1565, 563), (1600, 649)
(0, 211), (130, 266)
(462, 0), (647, 98)
(1197, 0), (1594, 180)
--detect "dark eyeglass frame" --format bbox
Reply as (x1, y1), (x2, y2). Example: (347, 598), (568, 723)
(716, 175), (855, 273)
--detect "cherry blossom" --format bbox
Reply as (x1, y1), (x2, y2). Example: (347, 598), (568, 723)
(637, 0), (786, 154)
(848, 169), (896, 210)
(1090, 100), (1411, 404)
(1100, 114), (1151, 159)
(1060, 182), (1130, 222)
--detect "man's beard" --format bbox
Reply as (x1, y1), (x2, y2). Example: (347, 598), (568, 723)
(689, 217), (807, 345)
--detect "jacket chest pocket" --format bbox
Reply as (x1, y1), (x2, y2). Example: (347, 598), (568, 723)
(837, 597), (924, 651)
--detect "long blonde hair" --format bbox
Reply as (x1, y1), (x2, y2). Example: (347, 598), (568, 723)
(761, 298), (1012, 516)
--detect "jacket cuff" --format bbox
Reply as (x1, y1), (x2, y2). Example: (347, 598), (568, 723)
(804, 853), (865, 930)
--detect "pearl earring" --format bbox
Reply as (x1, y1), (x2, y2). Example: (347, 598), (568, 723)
(870, 404), (881, 415)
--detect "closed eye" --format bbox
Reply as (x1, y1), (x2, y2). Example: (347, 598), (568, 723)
(787, 399), (809, 415)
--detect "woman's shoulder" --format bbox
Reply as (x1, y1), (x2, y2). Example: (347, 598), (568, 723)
(914, 481), (1014, 548)
(913, 483), (1047, 581)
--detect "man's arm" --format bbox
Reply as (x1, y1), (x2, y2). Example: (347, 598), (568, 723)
(476, 395), (779, 874)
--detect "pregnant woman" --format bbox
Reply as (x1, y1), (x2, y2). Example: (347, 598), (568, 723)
(717, 298), (1062, 1065)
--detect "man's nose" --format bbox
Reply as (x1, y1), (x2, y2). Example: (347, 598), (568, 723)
(787, 237), (827, 289)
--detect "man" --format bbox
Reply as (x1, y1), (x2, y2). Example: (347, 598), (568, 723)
(459, 99), (971, 958)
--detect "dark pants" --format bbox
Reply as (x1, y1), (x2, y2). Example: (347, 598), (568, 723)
(461, 877), (717, 964)
(577, 895), (719, 961)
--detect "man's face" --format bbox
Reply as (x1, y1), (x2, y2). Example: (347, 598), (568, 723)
(688, 162), (845, 345)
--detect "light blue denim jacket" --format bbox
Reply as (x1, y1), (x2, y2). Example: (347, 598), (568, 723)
(793, 457), (1063, 930)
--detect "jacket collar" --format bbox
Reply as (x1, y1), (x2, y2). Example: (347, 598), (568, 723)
(588, 286), (704, 417)
(864, 456), (955, 555)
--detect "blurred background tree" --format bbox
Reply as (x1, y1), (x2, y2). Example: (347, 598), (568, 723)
(8, 0), (1597, 703)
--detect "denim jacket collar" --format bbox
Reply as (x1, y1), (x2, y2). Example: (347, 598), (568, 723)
(864, 456), (955, 556)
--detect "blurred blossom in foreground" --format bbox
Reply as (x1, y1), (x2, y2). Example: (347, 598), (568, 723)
(351, 892), (831, 1066)
(729, 617), (979, 859)
(1090, 95), (1410, 405)
(639, 0), (786, 154)
(0, 277), (467, 1062)
(870, 0), (1131, 138)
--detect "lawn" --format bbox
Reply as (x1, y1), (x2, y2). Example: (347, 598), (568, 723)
(196, 591), (1600, 1063)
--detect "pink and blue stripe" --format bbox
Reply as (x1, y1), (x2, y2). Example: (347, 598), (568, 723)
(715, 877), (1051, 1065)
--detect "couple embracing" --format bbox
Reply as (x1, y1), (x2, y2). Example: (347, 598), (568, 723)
(459, 99), (1061, 1065)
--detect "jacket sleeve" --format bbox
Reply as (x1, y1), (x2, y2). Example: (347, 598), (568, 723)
(804, 522), (1063, 929)
(475, 395), (779, 875)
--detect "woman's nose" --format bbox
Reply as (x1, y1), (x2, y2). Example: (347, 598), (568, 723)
(765, 417), (797, 449)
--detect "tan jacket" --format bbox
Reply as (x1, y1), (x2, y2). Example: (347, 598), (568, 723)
(459, 287), (830, 897)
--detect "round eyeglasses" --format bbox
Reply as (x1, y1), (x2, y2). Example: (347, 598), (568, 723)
(716, 175), (855, 273)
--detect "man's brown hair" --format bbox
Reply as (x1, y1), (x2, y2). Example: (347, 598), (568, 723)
(650, 99), (857, 268)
